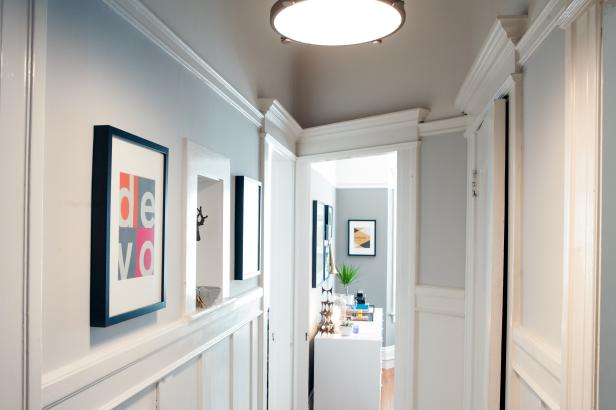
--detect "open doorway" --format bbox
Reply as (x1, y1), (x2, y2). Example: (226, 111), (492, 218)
(300, 150), (401, 410)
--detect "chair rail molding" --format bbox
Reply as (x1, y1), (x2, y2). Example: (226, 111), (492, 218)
(297, 108), (429, 156)
(454, 16), (527, 116)
(41, 288), (263, 408)
(102, 0), (264, 128)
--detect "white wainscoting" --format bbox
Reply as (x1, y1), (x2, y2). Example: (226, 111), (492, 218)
(42, 288), (263, 409)
(414, 285), (465, 410)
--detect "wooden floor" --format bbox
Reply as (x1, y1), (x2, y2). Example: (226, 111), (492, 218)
(381, 368), (394, 410)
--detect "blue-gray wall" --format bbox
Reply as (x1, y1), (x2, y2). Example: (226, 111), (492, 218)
(334, 188), (392, 345)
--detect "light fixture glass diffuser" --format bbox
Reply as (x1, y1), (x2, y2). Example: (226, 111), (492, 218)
(271, 0), (405, 46)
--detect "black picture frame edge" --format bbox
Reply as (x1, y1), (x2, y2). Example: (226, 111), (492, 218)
(234, 176), (263, 280)
(347, 219), (377, 257)
(312, 200), (329, 288)
(90, 125), (168, 327)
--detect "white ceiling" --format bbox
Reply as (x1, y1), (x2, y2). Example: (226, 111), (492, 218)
(143, 0), (530, 128)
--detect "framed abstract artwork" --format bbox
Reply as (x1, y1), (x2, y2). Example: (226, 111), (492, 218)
(312, 200), (326, 287)
(234, 176), (262, 280)
(90, 125), (168, 327)
(348, 219), (376, 256)
(324, 204), (334, 275)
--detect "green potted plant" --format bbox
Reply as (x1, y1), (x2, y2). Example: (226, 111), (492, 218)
(337, 264), (359, 304)
(339, 317), (354, 336)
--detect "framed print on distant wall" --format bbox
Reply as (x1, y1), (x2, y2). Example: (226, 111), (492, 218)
(90, 125), (168, 327)
(348, 219), (376, 256)
(324, 204), (334, 275)
(312, 200), (326, 287)
(234, 176), (262, 280)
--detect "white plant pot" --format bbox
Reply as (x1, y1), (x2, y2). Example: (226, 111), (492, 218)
(339, 326), (353, 336)
(345, 294), (355, 305)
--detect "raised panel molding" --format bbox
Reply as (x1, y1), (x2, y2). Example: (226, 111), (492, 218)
(415, 285), (465, 318)
(102, 0), (264, 127)
(42, 288), (263, 408)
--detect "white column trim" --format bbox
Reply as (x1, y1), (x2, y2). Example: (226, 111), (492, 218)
(562, 2), (601, 409)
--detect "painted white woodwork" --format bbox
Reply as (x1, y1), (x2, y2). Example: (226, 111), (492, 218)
(393, 145), (420, 410)
(454, 16), (527, 116)
(415, 311), (465, 410)
(102, 0), (264, 127)
(202, 338), (232, 410)
(561, 3), (601, 409)
(313, 309), (383, 410)
(263, 137), (296, 410)
(158, 358), (199, 409)
(298, 108), (428, 156)
(415, 286), (465, 318)
(0, 0), (47, 408)
(41, 288), (262, 408)
(418, 115), (468, 137)
(232, 323), (252, 410)
(466, 100), (507, 410)
(412, 286), (466, 410)
(183, 139), (232, 314)
(517, 0), (572, 66)
(259, 99), (302, 156)
(114, 384), (157, 410)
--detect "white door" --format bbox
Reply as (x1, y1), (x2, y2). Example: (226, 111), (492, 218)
(467, 99), (507, 410)
(267, 148), (296, 410)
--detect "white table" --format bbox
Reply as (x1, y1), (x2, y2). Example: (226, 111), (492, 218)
(314, 308), (383, 410)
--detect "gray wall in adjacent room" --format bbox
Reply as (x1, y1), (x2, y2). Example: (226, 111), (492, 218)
(335, 188), (392, 345)
(418, 132), (467, 289)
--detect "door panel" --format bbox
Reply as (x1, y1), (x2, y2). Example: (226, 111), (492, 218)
(468, 99), (507, 410)
(267, 151), (295, 410)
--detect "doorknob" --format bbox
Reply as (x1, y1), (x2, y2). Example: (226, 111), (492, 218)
(271, 332), (275, 342)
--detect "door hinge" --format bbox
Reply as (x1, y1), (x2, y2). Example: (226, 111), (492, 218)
(472, 169), (479, 198)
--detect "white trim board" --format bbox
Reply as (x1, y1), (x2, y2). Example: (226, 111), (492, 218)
(298, 108), (428, 156)
(102, 0), (264, 128)
(454, 16), (527, 116)
(42, 288), (263, 408)
(418, 116), (467, 137)
(415, 286), (465, 318)
(260, 99), (302, 155)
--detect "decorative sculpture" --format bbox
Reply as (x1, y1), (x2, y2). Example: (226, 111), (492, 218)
(196, 206), (208, 241)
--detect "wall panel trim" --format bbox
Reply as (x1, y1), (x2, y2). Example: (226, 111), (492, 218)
(42, 288), (263, 408)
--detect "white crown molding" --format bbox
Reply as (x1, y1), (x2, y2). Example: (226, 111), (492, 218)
(516, 0), (572, 66)
(259, 98), (302, 155)
(454, 16), (527, 116)
(298, 108), (429, 156)
(102, 0), (264, 128)
(418, 116), (468, 137)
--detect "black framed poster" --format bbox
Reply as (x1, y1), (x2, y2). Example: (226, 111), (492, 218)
(312, 200), (326, 287)
(348, 219), (376, 256)
(234, 176), (262, 280)
(90, 125), (168, 327)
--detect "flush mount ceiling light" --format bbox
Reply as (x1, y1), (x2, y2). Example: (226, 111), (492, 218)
(270, 0), (406, 46)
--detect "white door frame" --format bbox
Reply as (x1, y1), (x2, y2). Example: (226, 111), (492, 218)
(293, 141), (420, 410)
(260, 133), (297, 410)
